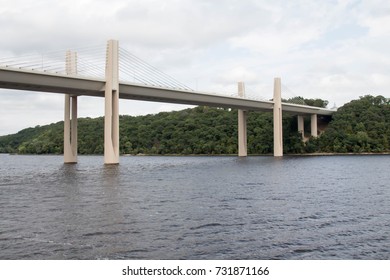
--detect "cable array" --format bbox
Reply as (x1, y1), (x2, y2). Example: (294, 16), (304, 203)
(244, 85), (271, 102)
(225, 84), (271, 102)
(0, 49), (68, 74)
(0, 45), (106, 79)
(74, 46), (105, 79)
(119, 48), (192, 90)
(281, 84), (307, 105)
(1, 44), (319, 106)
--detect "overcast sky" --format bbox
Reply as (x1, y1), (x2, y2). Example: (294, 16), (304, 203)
(1, 0), (389, 135)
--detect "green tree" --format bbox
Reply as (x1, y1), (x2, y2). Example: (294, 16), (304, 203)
(313, 95), (389, 153)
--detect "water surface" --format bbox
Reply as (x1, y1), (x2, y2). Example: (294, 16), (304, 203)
(0, 154), (389, 259)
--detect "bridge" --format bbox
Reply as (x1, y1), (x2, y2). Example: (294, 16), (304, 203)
(0, 40), (335, 164)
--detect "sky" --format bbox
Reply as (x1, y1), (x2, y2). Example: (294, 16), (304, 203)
(1, 0), (390, 135)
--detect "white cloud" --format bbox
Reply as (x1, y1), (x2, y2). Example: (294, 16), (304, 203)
(357, 0), (390, 36)
(216, 66), (258, 84)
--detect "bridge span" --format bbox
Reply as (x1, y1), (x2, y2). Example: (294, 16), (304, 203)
(0, 40), (335, 164)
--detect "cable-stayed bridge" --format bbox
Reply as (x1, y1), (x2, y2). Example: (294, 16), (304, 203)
(0, 40), (335, 164)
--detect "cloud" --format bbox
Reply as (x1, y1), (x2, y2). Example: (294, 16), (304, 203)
(357, 0), (390, 36)
(1, 0), (390, 135)
(216, 66), (258, 84)
(0, 91), (64, 135)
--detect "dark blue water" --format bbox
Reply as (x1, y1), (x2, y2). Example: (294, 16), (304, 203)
(0, 154), (389, 259)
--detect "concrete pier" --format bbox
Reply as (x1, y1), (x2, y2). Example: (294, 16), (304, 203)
(237, 82), (247, 157)
(273, 77), (283, 157)
(64, 51), (78, 163)
(298, 115), (304, 139)
(311, 114), (318, 137)
(104, 40), (120, 164)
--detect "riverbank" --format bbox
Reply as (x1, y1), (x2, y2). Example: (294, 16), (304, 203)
(3, 152), (389, 157)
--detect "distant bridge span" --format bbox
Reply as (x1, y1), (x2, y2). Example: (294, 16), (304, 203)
(0, 40), (335, 164)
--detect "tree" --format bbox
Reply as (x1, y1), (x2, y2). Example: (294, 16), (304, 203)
(312, 95), (390, 153)
(284, 96), (329, 108)
(1, 96), (388, 155)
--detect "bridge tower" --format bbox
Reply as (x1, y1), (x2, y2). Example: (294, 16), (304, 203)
(104, 40), (120, 164)
(237, 82), (247, 157)
(273, 77), (283, 157)
(64, 51), (78, 163)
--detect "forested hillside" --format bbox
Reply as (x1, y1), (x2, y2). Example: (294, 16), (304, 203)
(307, 95), (390, 153)
(0, 95), (388, 155)
(0, 106), (304, 155)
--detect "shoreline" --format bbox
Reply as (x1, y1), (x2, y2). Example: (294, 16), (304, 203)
(286, 152), (390, 156)
(2, 152), (390, 157)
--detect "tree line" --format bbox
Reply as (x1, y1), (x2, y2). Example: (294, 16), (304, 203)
(308, 95), (390, 153)
(0, 95), (388, 155)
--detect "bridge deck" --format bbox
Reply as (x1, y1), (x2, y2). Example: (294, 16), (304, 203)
(0, 67), (335, 115)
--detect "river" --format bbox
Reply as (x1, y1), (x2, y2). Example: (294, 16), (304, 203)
(0, 154), (389, 259)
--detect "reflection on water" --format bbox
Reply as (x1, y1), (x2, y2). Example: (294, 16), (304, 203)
(0, 154), (389, 259)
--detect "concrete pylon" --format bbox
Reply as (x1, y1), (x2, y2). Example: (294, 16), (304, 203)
(273, 77), (283, 157)
(311, 114), (318, 137)
(297, 115), (304, 139)
(237, 82), (247, 157)
(104, 40), (120, 164)
(64, 50), (78, 163)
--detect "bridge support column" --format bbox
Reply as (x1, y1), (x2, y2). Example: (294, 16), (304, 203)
(104, 40), (120, 165)
(297, 115), (304, 139)
(237, 82), (247, 157)
(311, 114), (318, 137)
(64, 51), (78, 163)
(273, 77), (283, 157)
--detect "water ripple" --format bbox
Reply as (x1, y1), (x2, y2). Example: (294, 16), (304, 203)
(1, 154), (390, 259)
